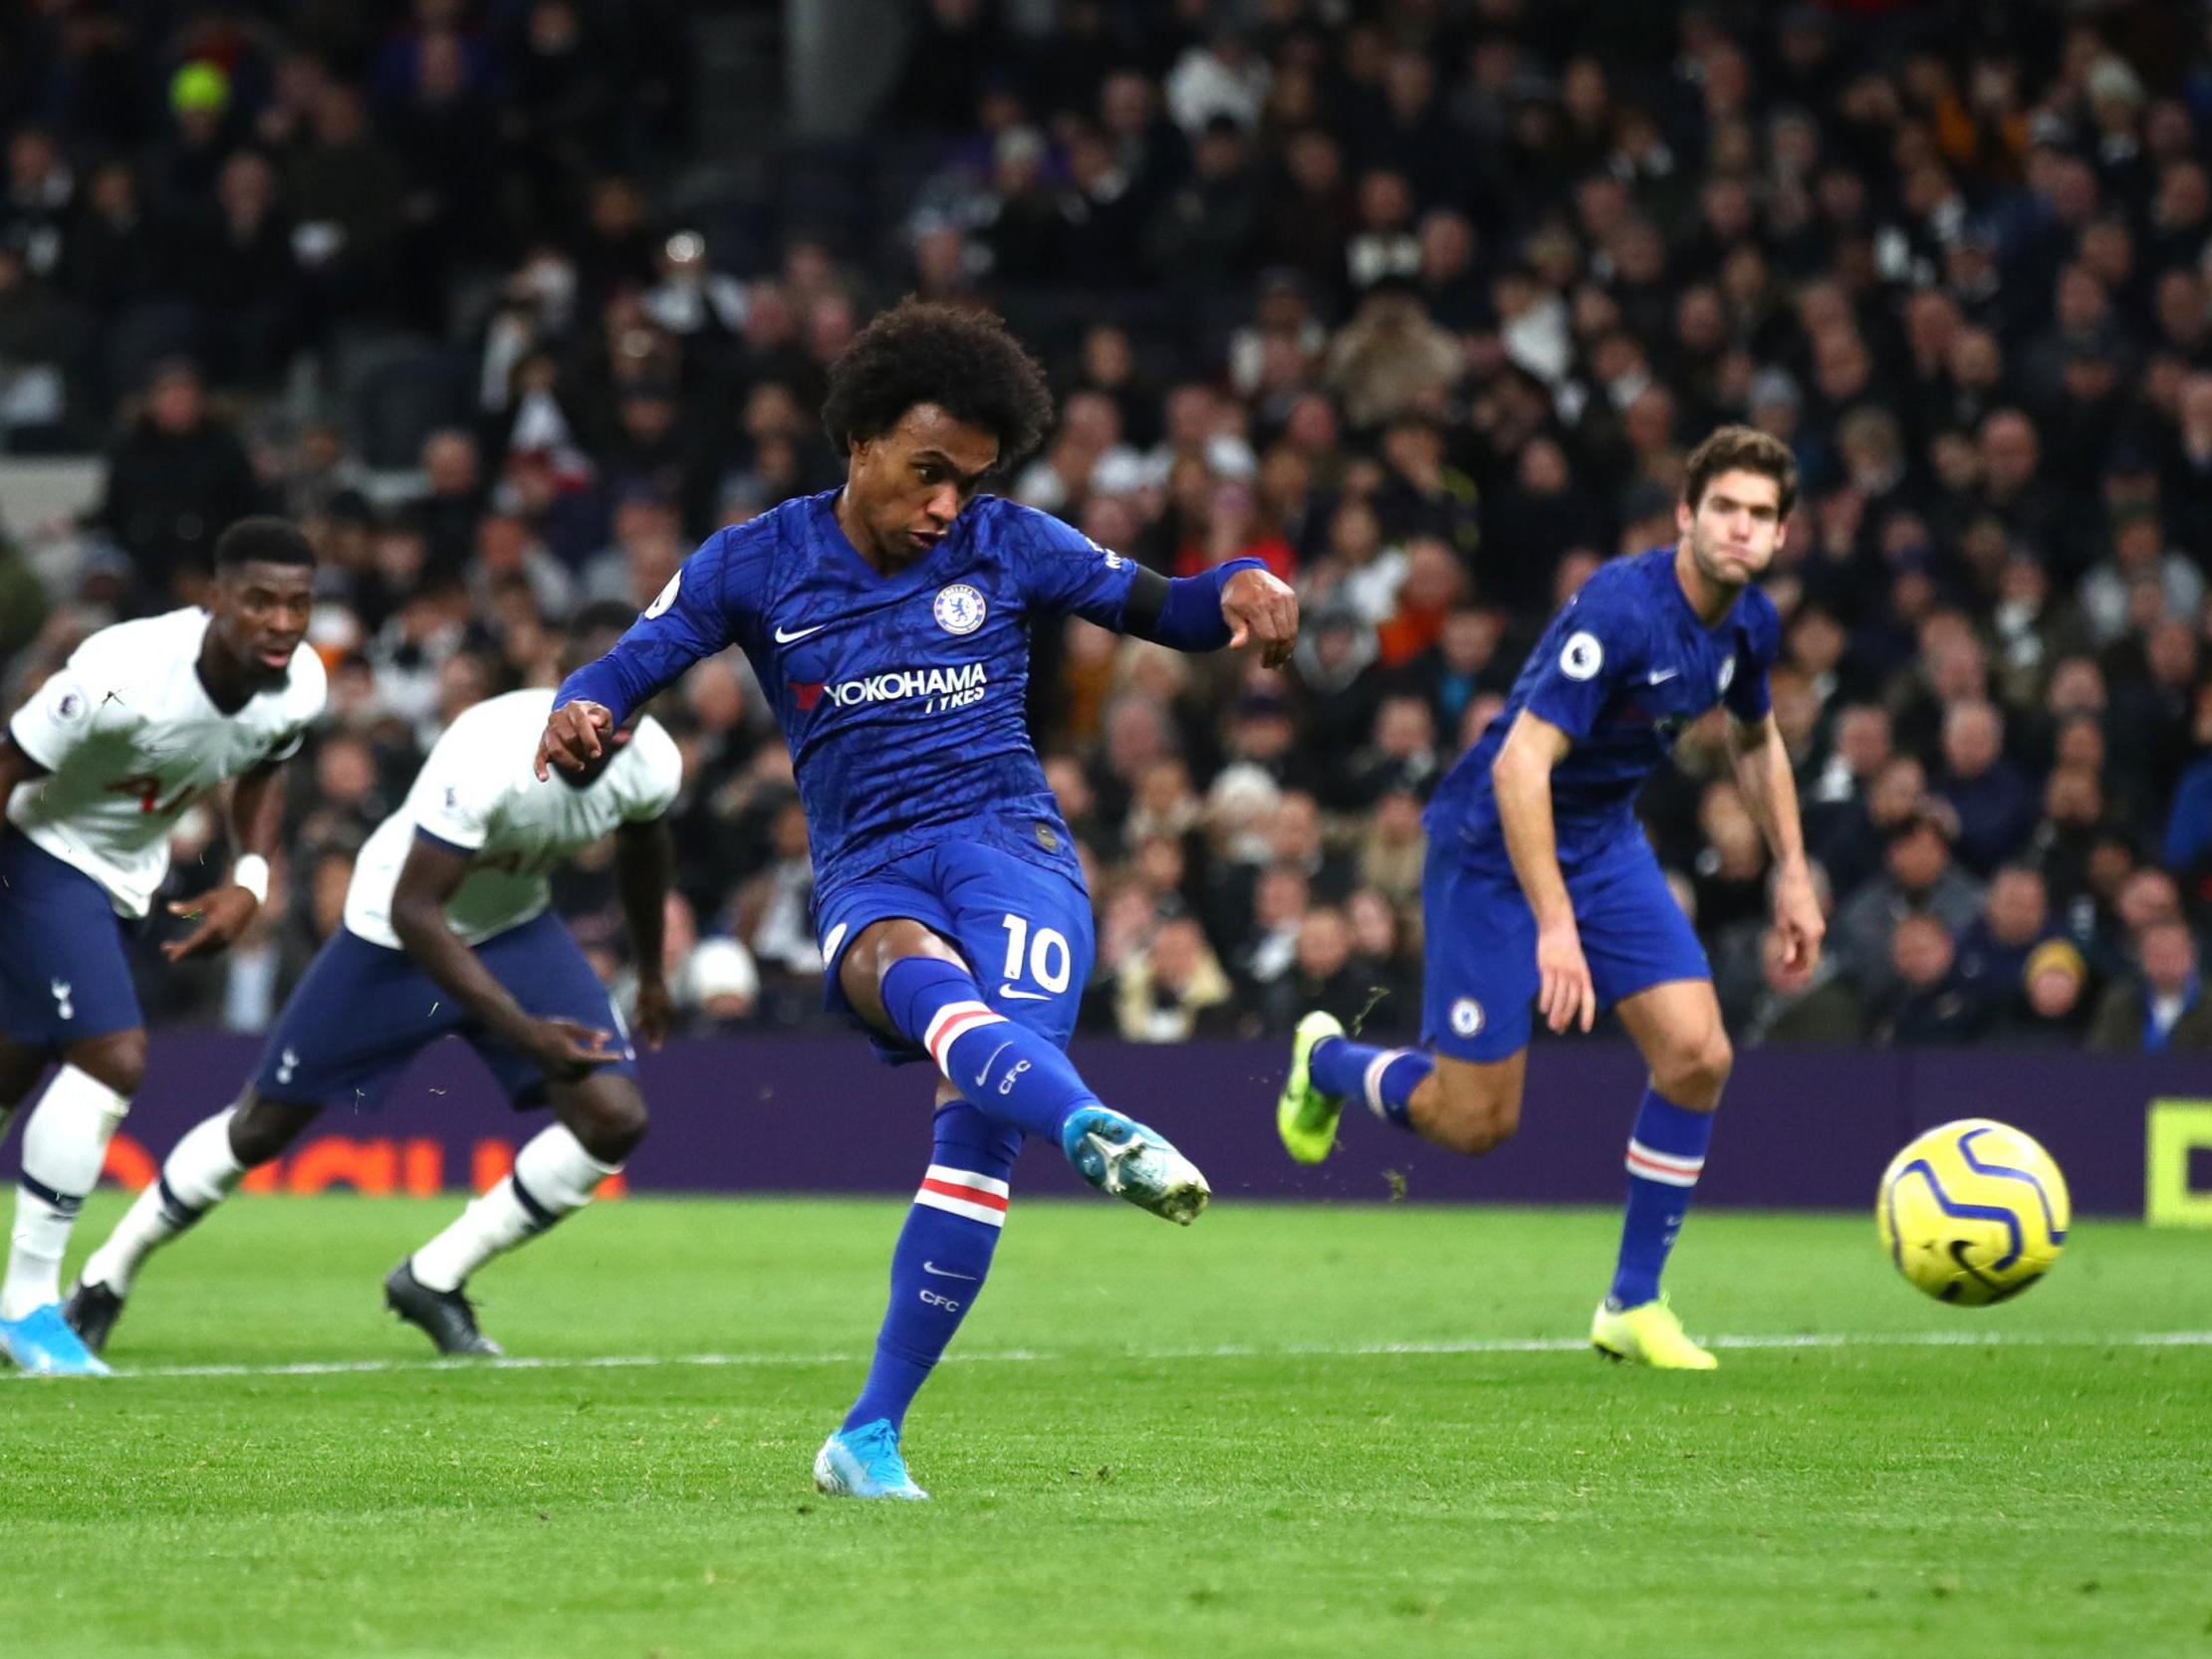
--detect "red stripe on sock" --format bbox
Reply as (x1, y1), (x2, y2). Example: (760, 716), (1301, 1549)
(919, 1176), (1008, 1213)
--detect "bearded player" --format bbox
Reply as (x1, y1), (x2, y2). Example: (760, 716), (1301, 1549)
(538, 299), (1299, 1498)
(0, 518), (326, 1376)
(1277, 427), (1824, 1369)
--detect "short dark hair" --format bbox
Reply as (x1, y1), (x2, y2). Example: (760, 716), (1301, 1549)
(821, 297), (1055, 465)
(214, 516), (315, 570)
(1683, 425), (1799, 518)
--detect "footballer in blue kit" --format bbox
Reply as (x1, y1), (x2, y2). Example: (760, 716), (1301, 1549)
(539, 300), (1300, 1498)
(1278, 427), (1826, 1369)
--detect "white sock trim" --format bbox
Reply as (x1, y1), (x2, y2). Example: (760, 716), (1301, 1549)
(1626, 1139), (1704, 1188)
(1362, 1050), (1411, 1121)
(20, 1066), (131, 1196)
(81, 1109), (246, 1296)
(511, 1124), (620, 1215)
(921, 1001), (1006, 1073)
(916, 1165), (1010, 1227)
(411, 1126), (618, 1293)
(4, 1066), (133, 1316)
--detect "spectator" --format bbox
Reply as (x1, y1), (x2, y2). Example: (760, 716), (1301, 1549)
(2163, 682), (2212, 904)
(2089, 919), (2212, 1052)
(1261, 905), (1371, 1030)
(1739, 925), (1865, 1048)
(1833, 804), (1986, 1000)
(2079, 512), (2204, 646)
(1345, 887), (1418, 1038)
(1233, 862), (1309, 1005)
(87, 359), (264, 604)
(1993, 940), (2096, 1047)
(1873, 912), (1980, 1046)
(1116, 914), (1237, 1043)
(1953, 865), (2055, 1023)
(1933, 700), (2040, 875)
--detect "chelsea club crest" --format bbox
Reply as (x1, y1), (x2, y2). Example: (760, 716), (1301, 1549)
(933, 583), (987, 636)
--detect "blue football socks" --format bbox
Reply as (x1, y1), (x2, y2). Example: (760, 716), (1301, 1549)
(1310, 1035), (1432, 1131)
(879, 957), (1098, 1141)
(1608, 1088), (1715, 1309)
(843, 1100), (1021, 1433)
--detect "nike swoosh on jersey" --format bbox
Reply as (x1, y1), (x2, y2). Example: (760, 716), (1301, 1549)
(1647, 668), (1679, 683)
(773, 621), (829, 643)
(997, 985), (1054, 1002)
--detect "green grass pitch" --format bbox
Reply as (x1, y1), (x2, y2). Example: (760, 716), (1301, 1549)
(5, 1194), (2209, 1658)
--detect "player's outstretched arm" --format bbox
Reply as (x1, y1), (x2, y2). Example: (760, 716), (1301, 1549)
(1116, 560), (1300, 666)
(389, 832), (618, 1079)
(1018, 505), (1297, 662)
(1491, 710), (1596, 1034)
(1727, 711), (1824, 975)
(163, 758), (287, 962)
(539, 538), (747, 779)
(614, 818), (676, 1050)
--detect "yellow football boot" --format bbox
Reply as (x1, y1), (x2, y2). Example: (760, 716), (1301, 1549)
(1591, 1297), (1718, 1370)
(1276, 1011), (1347, 1165)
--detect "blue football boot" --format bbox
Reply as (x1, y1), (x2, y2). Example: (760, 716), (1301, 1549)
(814, 1419), (929, 1501)
(0, 1303), (113, 1376)
(1060, 1105), (1210, 1225)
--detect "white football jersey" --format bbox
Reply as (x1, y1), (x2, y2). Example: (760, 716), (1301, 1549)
(7, 608), (327, 917)
(345, 689), (682, 949)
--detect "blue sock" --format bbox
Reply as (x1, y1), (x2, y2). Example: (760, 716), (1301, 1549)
(843, 1102), (1020, 1433)
(879, 957), (1099, 1142)
(1309, 1036), (1431, 1132)
(1608, 1088), (1715, 1309)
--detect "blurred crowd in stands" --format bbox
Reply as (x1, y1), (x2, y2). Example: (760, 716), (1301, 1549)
(3, 0), (2211, 1052)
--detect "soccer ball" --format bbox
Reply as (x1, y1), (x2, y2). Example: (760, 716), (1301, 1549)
(1875, 1118), (2071, 1305)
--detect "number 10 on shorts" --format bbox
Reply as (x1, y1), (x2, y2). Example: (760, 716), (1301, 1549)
(1000, 913), (1073, 997)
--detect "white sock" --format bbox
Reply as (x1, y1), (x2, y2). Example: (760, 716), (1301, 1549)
(4, 1066), (131, 1320)
(82, 1108), (246, 1297)
(409, 1125), (617, 1294)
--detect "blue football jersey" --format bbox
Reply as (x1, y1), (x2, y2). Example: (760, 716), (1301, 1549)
(561, 489), (1144, 900)
(1429, 546), (1781, 864)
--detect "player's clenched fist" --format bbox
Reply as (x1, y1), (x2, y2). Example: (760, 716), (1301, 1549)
(536, 700), (614, 779)
(1220, 567), (1301, 668)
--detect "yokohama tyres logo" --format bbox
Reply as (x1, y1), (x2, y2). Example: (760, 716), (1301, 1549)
(792, 662), (987, 716)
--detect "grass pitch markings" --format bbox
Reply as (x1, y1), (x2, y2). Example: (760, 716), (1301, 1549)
(11, 1325), (2210, 1383)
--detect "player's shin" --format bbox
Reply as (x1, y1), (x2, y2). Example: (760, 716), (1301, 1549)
(3, 1066), (130, 1319)
(1607, 1087), (1715, 1309)
(842, 1101), (1017, 1434)
(80, 1107), (247, 1296)
(408, 1124), (619, 1293)
(879, 957), (1097, 1140)
(1310, 1036), (1432, 1132)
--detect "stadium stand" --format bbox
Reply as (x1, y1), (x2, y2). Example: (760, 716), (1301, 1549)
(2, 0), (2209, 1051)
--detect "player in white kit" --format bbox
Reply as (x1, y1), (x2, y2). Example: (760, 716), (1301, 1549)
(71, 603), (683, 1358)
(0, 518), (325, 1375)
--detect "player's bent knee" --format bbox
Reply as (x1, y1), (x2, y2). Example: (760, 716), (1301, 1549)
(839, 917), (963, 1023)
(1427, 1071), (1523, 1157)
(568, 1080), (648, 1163)
(1441, 1108), (1520, 1157)
(1654, 1032), (1733, 1107)
(70, 1028), (147, 1098)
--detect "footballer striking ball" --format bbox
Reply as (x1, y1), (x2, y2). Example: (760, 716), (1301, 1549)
(1876, 1118), (2071, 1305)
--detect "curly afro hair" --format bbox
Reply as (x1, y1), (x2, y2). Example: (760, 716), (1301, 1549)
(821, 297), (1055, 466)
